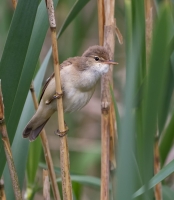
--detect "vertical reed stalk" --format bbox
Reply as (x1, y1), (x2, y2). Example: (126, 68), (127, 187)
(30, 83), (61, 200)
(154, 133), (162, 200)
(12, 0), (17, 9)
(43, 169), (50, 200)
(0, 81), (23, 200)
(99, 0), (116, 199)
(0, 179), (6, 200)
(109, 104), (117, 170)
(97, 0), (104, 45)
(98, 1), (108, 199)
(45, 1), (72, 199)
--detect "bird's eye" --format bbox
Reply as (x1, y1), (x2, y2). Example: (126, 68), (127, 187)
(94, 56), (99, 61)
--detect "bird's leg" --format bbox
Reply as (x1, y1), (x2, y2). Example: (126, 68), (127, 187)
(45, 92), (63, 105)
(55, 121), (69, 137)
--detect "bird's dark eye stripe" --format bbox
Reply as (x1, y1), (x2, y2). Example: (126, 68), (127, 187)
(94, 56), (99, 61)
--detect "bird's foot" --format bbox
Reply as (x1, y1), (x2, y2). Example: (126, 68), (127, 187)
(55, 124), (69, 137)
(45, 92), (63, 105)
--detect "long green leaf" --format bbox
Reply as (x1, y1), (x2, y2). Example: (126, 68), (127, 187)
(40, 163), (102, 188)
(116, 1), (145, 199)
(133, 159), (174, 198)
(27, 140), (42, 186)
(158, 65), (174, 135)
(141, 4), (171, 199)
(160, 42), (174, 165)
(2, 0), (58, 198)
(57, 175), (101, 188)
(3, 48), (52, 199)
(3, 60), (48, 199)
(58, 0), (90, 38)
(0, 0), (39, 123)
(160, 111), (174, 165)
(162, 185), (174, 200)
(0, 0), (40, 176)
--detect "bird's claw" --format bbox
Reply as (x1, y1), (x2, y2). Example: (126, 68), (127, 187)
(54, 124), (69, 137)
(0, 118), (5, 124)
(45, 92), (63, 105)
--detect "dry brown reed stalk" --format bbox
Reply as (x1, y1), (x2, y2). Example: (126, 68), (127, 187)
(97, 0), (105, 46)
(154, 133), (162, 200)
(43, 169), (50, 200)
(98, 0), (117, 172)
(0, 81), (23, 200)
(11, 0), (17, 9)
(115, 23), (123, 45)
(98, 2), (109, 199)
(30, 83), (61, 200)
(0, 179), (6, 200)
(109, 104), (117, 170)
(109, 18), (123, 171)
(98, 0), (116, 199)
(45, 1), (72, 200)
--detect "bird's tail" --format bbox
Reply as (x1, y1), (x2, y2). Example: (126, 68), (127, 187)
(23, 116), (50, 142)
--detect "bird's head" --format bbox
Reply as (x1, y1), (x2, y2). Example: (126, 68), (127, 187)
(82, 45), (118, 75)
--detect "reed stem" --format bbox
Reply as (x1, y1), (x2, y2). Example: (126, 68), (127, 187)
(45, 1), (73, 199)
(99, 0), (116, 199)
(43, 169), (50, 200)
(154, 134), (162, 200)
(0, 80), (23, 200)
(0, 179), (6, 200)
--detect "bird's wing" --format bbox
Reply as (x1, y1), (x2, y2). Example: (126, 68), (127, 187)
(39, 72), (55, 103)
(39, 58), (76, 103)
(60, 57), (76, 69)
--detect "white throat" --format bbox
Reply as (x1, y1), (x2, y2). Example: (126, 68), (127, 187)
(77, 63), (109, 91)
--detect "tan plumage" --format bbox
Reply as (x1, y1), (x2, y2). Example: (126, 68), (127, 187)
(23, 45), (117, 141)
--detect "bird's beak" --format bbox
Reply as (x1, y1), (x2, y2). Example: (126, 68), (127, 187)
(103, 60), (118, 65)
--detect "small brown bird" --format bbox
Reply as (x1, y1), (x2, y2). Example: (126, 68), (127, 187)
(23, 45), (118, 141)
